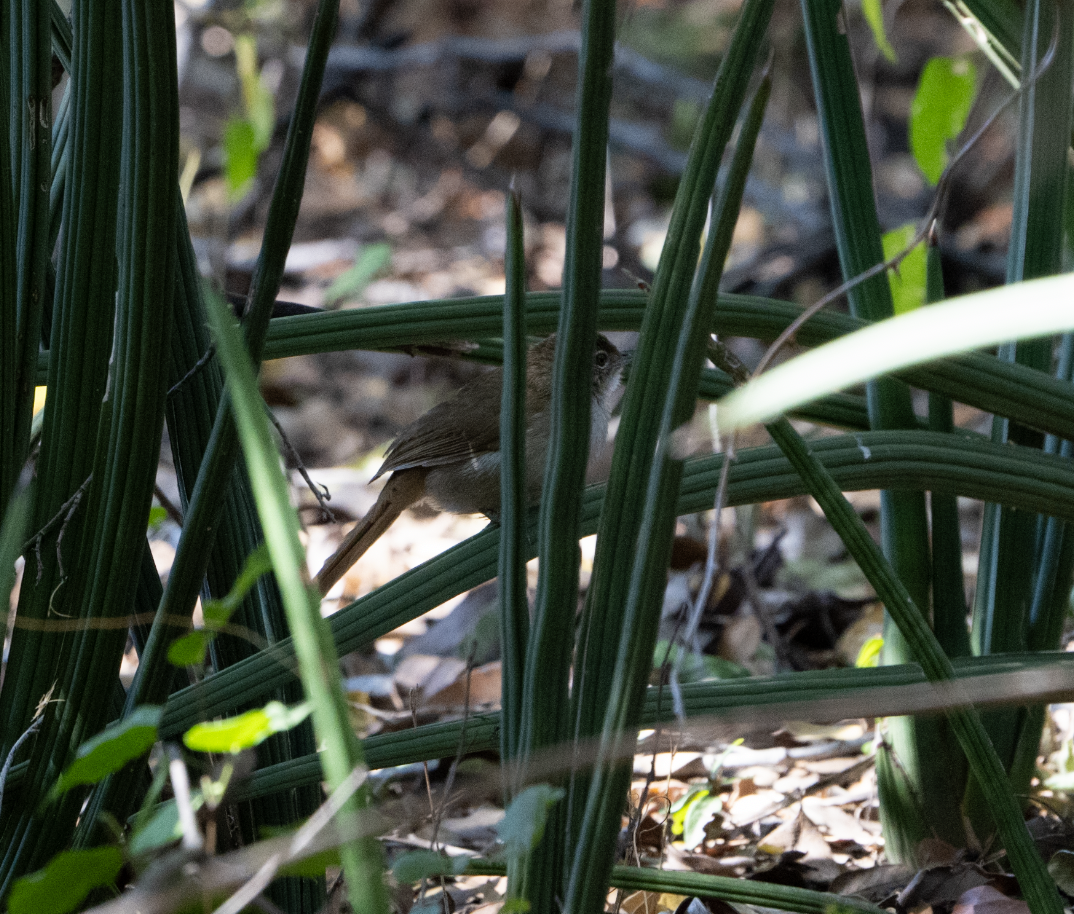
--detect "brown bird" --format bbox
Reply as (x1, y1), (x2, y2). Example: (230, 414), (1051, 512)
(314, 334), (625, 595)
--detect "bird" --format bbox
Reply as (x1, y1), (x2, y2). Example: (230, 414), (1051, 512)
(314, 334), (625, 595)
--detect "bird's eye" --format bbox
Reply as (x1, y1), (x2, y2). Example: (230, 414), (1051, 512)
(595, 351), (609, 368)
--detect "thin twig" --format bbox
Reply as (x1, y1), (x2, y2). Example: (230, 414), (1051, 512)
(24, 474), (92, 584)
(0, 716), (42, 821)
(265, 407), (335, 523)
(168, 345), (217, 398)
(670, 339), (744, 719)
(153, 483), (185, 527)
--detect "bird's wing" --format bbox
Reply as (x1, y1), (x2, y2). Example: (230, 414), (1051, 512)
(372, 376), (503, 479)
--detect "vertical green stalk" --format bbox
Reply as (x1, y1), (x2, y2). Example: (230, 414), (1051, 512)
(0, 0), (123, 890)
(0, 10), (18, 513)
(500, 188), (529, 768)
(564, 30), (772, 912)
(798, 0), (961, 859)
(515, 0), (616, 905)
(25, 0), (181, 867)
(3, 0), (51, 516)
(96, 4), (340, 901)
(124, 0), (342, 713)
(926, 242), (971, 662)
(520, 0), (615, 756)
(966, 0), (1074, 841)
(500, 189), (532, 907)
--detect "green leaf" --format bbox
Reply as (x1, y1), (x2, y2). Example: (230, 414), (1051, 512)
(168, 544), (272, 666)
(183, 700), (312, 754)
(247, 87), (275, 152)
(655, 641), (749, 681)
(855, 636), (884, 668)
(862, 0), (897, 62)
(392, 850), (469, 884)
(680, 790), (723, 849)
(230, 541), (273, 596)
(910, 56), (977, 185)
(9, 847), (124, 914)
(235, 34), (275, 149)
(717, 273), (1074, 430)
(214, 541), (273, 617)
(147, 504), (168, 530)
(128, 800), (184, 857)
(279, 847), (343, 878)
(167, 630), (213, 667)
(323, 243), (393, 306)
(51, 707), (162, 798)
(224, 117), (259, 198)
(496, 784), (564, 857)
(669, 785), (709, 834)
(882, 224), (927, 315)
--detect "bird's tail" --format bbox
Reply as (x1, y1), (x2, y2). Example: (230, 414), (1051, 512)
(314, 467), (428, 595)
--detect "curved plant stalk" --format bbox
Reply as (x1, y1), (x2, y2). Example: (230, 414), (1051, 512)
(716, 274), (1074, 429)
(155, 426), (1074, 736)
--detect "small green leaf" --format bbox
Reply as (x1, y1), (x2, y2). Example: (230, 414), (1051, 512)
(680, 791), (723, 849)
(392, 850), (469, 884)
(51, 707), (162, 798)
(882, 224), (927, 315)
(128, 800), (184, 857)
(224, 117), (258, 197)
(201, 600), (230, 627)
(855, 636), (884, 668)
(279, 847), (342, 879)
(203, 542), (273, 626)
(235, 34), (275, 149)
(496, 784), (564, 856)
(170, 544), (273, 666)
(910, 56), (977, 185)
(227, 542), (273, 606)
(147, 505), (168, 530)
(670, 784), (709, 835)
(184, 700), (312, 754)
(168, 630), (213, 667)
(862, 0), (896, 62)
(9, 847), (124, 914)
(247, 87), (275, 151)
(324, 243), (393, 306)
(654, 640), (749, 680)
